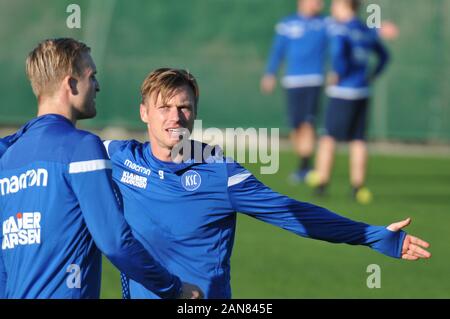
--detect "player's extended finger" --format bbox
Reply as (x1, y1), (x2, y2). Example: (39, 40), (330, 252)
(409, 235), (430, 249)
(407, 244), (432, 258)
(406, 248), (430, 259)
(387, 218), (411, 232)
(402, 254), (419, 261)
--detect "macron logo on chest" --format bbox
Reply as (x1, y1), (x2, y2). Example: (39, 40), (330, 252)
(120, 159), (150, 189)
(124, 159), (151, 176)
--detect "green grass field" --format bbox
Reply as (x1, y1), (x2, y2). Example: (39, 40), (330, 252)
(100, 151), (450, 299)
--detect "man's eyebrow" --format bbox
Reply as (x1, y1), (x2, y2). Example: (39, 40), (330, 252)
(156, 102), (192, 107)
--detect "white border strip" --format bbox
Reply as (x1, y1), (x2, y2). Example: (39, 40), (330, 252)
(282, 75), (324, 88)
(69, 159), (112, 174)
(228, 172), (252, 187)
(326, 86), (370, 100)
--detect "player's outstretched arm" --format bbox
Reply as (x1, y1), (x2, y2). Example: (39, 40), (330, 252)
(387, 218), (431, 261)
(226, 162), (431, 260)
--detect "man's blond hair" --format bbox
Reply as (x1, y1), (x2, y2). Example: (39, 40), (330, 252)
(26, 38), (91, 97)
(141, 68), (200, 109)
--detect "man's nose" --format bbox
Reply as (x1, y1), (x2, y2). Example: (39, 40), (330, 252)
(168, 107), (182, 122)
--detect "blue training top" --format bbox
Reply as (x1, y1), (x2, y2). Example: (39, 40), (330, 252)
(326, 17), (390, 100)
(265, 14), (331, 88)
(105, 139), (406, 299)
(0, 114), (181, 299)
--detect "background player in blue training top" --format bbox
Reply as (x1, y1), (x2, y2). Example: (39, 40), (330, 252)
(0, 39), (202, 299)
(104, 68), (431, 299)
(261, 0), (328, 183)
(308, 0), (389, 202)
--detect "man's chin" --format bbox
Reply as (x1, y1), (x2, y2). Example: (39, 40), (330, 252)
(77, 109), (97, 120)
(167, 138), (183, 147)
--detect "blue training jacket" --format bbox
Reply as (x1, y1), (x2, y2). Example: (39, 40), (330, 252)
(326, 18), (390, 100)
(0, 114), (181, 299)
(265, 14), (331, 88)
(105, 139), (406, 299)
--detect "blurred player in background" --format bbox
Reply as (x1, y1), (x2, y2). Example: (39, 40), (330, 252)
(261, 0), (328, 183)
(308, 0), (390, 203)
(0, 39), (202, 299)
(104, 68), (430, 299)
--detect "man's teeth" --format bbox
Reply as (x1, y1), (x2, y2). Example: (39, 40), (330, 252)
(168, 128), (186, 137)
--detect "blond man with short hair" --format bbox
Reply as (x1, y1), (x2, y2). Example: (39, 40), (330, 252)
(0, 39), (202, 299)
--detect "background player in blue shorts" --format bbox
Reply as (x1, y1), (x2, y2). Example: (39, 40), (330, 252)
(261, 0), (328, 183)
(105, 68), (430, 299)
(310, 0), (389, 202)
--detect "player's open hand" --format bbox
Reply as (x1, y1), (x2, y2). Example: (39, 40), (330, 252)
(260, 75), (276, 94)
(387, 218), (431, 261)
(380, 20), (400, 40)
(178, 282), (204, 299)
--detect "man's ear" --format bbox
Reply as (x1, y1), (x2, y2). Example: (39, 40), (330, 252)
(64, 75), (78, 96)
(140, 103), (148, 123)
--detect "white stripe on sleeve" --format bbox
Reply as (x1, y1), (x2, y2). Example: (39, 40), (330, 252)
(326, 86), (371, 100)
(69, 159), (112, 174)
(228, 171), (252, 187)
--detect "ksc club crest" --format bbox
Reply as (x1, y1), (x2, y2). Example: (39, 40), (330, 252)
(181, 170), (201, 191)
